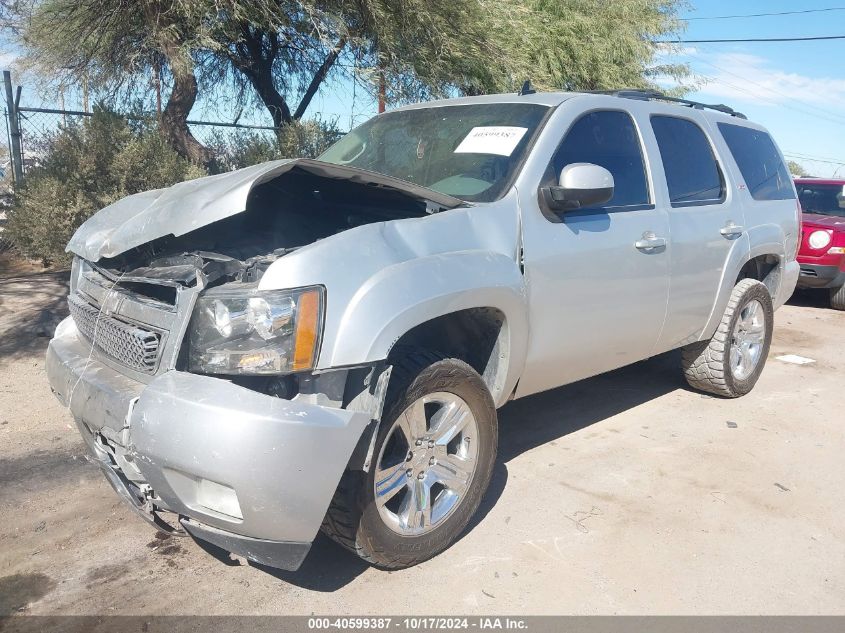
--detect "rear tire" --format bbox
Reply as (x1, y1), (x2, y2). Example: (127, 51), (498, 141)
(830, 285), (845, 311)
(682, 279), (773, 398)
(321, 349), (497, 569)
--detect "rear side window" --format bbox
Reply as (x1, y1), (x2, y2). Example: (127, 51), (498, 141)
(551, 110), (650, 209)
(717, 123), (795, 201)
(651, 116), (724, 206)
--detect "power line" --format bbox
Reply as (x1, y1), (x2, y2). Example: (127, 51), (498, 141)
(785, 152), (845, 164)
(784, 153), (845, 166)
(658, 35), (845, 43)
(787, 150), (845, 163)
(684, 7), (845, 21)
(688, 69), (845, 129)
(685, 46), (845, 125)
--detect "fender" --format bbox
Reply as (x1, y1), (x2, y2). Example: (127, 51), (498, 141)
(699, 222), (787, 340)
(328, 250), (529, 406)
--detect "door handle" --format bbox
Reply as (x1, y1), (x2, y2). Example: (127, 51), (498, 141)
(634, 232), (667, 251)
(720, 222), (744, 238)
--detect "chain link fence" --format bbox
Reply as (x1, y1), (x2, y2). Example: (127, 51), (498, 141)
(0, 105), (13, 255)
(2, 107), (315, 176)
(1, 80), (345, 258)
(1, 106), (293, 255)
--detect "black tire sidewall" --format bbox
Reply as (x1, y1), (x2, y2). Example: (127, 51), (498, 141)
(357, 359), (497, 567)
(831, 285), (845, 310)
(724, 283), (774, 396)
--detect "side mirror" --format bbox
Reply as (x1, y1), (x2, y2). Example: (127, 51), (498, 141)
(541, 163), (615, 212)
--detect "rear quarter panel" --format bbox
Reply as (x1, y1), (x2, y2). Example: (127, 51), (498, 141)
(700, 117), (799, 332)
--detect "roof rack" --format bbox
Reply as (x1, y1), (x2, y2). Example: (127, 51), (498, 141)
(519, 80), (537, 96)
(587, 89), (747, 119)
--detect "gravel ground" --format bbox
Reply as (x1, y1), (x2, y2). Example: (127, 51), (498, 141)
(1, 272), (843, 615)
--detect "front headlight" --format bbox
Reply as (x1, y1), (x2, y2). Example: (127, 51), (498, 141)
(808, 229), (832, 250)
(188, 286), (324, 375)
(70, 256), (87, 292)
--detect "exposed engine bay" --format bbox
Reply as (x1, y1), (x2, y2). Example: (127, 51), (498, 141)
(85, 163), (457, 294)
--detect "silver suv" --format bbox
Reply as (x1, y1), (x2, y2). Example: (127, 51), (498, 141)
(47, 90), (800, 571)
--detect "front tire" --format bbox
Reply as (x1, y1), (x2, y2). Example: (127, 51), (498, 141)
(830, 285), (845, 311)
(322, 350), (497, 569)
(682, 279), (774, 398)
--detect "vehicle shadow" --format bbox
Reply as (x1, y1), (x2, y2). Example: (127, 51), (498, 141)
(266, 350), (685, 591)
(786, 287), (832, 309)
(497, 350), (685, 462)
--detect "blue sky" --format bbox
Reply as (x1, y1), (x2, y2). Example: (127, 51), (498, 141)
(657, 0), (845, 177)
(2, 0), (844, 175)
(295, 0), (845, 177)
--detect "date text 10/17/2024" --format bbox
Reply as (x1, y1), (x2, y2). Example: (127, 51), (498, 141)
(307, 617), (529, 630)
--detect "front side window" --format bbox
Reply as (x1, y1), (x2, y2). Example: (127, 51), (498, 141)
(319, 103), (550, 202)
(717, 123), (795, 201)
(796, 182), (845, 217)
(549, 110), (650, 209)
(651, 116), (724, 205)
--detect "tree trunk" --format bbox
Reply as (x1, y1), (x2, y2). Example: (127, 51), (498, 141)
(160, 66), (212, 166)
(248, 66), (293, 129)
(230, 59), (292, 129)
(228, 29), (346, 133)
(141, 0), (211, 168)
(227, 28), (292, 130)
(293, 38), (347, 120)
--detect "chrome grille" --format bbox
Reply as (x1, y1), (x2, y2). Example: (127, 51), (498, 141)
(799, 267), (818, 277)
(68, 294), (162, 373)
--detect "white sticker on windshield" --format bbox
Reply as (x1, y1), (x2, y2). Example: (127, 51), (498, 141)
(454, 126), (529, 156)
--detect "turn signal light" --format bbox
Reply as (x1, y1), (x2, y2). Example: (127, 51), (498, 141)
(293, 289), (322, 371)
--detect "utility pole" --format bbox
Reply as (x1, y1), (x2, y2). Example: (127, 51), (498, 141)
(153, 62), (162, 117)
(82, 75), (89, 113)
(59, 85), (66, 126)
(3, 70), (24, 187)
(376, 45), (386, 114)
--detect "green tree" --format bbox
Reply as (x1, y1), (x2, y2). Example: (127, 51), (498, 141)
(787, 160), (809, 178)
(487, 0), (689, 92)
(16, 0), (688, 163)
(205, 119), (344, 171)
(205, 0), (688, 120)
(17, 0), (504, 155)
(6, 109), (205, 264)
(195, 0), (507, 128)
(21, 0), (216, 164)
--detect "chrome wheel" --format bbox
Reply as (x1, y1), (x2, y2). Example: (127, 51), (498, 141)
(374, 392), (479, 536)
(730, 298), (766, 381)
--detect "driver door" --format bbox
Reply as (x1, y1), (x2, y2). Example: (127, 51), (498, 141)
(515, 109), (671, 398)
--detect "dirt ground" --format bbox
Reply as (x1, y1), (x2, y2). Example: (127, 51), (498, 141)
(1, 270), (843, 615)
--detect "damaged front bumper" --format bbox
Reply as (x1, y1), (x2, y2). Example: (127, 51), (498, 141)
(46, 316), (371, 571)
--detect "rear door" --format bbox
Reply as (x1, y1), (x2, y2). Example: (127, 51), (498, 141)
(716, 122), (799, 270)
(647, 113), (743, 352)
(516, 108), (670, 397)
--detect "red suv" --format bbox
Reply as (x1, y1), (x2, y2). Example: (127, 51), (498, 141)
(795, 178), (845, 309)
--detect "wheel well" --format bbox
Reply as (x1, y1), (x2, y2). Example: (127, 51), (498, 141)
(388, 308), (508, 402)
(737, 254), (780, 298)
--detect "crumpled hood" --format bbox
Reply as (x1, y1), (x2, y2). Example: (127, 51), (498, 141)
(67, 158), (463, 262)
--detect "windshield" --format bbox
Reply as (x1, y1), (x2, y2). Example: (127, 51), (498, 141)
(796, 183), (845, 217)
(318, 103), (550, 202)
